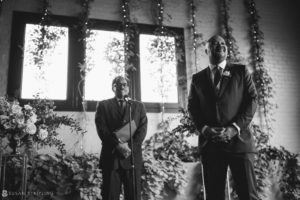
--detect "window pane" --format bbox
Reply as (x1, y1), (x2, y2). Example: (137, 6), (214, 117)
(140, 34), (178, 103)
(22, 24), (68, 100)
(85, 30), (125, 101)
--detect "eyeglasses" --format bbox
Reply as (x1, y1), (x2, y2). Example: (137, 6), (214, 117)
(115, 83), (128, 87)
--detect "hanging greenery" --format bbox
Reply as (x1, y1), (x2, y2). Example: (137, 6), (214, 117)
(77, 0), (94, 40)
(243, 1), (299, 199)
(244, 0), (276, 134)
(121, 0), (137, 75)
(77, 0), (94, 79)
(187, 0), (204, 73)
(34, 0), (51, 68)
(30, 0), (66, 76)
(75, 0), (95, 154)
(120, 0), (136, 72)
(151, 0), (164, 33)
(77, 0), (94, 104)
(219, 0), (242, 63)
(151, 0), (185, 120)
(105, 38), (126, 76)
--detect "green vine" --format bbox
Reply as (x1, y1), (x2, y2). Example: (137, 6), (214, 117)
(75, 0), (95, 153)
(146, 34), (176, 110)
(187, 0), (204, 72)
(244, 0), (276, 134)
(77, 0), (94, 41)
(219, 0), (243, 63)
(105, 38), (126, 76)
(120, 0), (136, 73)
(77, 0), (94, 99)
(150, 0), (185, 120)
(31, 0), (65, 72)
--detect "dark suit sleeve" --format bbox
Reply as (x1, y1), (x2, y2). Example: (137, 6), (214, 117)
(95, 101), (119, 147)
(133, 102), (148, 148)
(234, 67), (258, 130)
(188, 75), (205, 132)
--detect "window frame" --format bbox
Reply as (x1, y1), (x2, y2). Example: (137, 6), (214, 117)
(7, 11), (187, 113)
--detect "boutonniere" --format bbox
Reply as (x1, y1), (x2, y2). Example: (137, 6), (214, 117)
(223, 70), (231, 77)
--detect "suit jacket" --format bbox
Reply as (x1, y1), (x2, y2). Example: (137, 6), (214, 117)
(95, 98), (148, 170)
(188, 64), (257, 153)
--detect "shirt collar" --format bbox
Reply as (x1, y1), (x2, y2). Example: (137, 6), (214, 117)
(115, 97), (123, 102)
(209, 60), (227, 70)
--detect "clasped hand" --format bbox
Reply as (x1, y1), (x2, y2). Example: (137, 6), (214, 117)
(116, 142), (131, 158)
(204, 126), (238, 143)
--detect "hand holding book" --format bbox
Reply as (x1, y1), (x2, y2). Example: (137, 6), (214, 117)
(114, 120), (137, 143)
(113, 120), (137, 158)
(116, 142), (131, 158)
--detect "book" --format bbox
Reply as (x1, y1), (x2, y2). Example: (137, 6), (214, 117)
(114, 120), (137, 142)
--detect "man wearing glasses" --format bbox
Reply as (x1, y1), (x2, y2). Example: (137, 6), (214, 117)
(95, 76), (148, 200)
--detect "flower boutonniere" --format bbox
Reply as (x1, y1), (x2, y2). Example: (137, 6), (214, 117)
(223, 70), (231, 78)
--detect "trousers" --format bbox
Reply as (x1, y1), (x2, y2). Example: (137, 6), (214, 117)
(201, 149), (259, 200)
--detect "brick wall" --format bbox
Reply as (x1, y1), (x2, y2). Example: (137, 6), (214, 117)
(0, 0), (299, 154)
(257, 0), (300, 154)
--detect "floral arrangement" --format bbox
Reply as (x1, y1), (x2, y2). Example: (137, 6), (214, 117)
(0, 97), (85, 154)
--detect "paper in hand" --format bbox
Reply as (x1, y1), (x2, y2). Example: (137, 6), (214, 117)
(115, 120), (137, 142)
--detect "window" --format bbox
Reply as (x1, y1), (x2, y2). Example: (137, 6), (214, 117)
(22, 24), (68, 100)
(7, 12), (186, 112)
(85, 30), (125, 101)
(140, 34), (178, 103)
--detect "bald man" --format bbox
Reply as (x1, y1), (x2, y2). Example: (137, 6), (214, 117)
(188, 35), (259, 200)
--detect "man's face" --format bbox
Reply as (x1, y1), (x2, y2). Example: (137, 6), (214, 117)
(113, 78), (129, 98)
(206, 35), (228, 65)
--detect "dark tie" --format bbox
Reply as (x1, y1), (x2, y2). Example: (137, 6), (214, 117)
(214, 66), (222, 87)
(118, 99), (126, 112)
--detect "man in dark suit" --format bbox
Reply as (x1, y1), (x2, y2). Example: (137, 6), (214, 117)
(188, 35), (259, 200)
(95, 76), (148, 200)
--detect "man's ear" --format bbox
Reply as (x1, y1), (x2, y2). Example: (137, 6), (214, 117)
(205, 49), (208, 55)
(112, 84), (116, 93)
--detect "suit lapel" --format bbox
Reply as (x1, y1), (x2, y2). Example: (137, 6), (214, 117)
(218, 64), (231, 97)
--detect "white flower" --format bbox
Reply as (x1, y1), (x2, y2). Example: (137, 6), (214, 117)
(11, 104), (22, 114)
(223, 70), (231, 77)
(15, 114), (25, 125)
(24, 104), (33, 110)
(25, 123), (37, 135)
(38, 128), (48, 140)
(28, 113), (37, 123)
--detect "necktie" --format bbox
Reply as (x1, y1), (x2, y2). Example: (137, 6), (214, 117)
(118, 99), (126, 112)
(214, 66), (222, 87)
